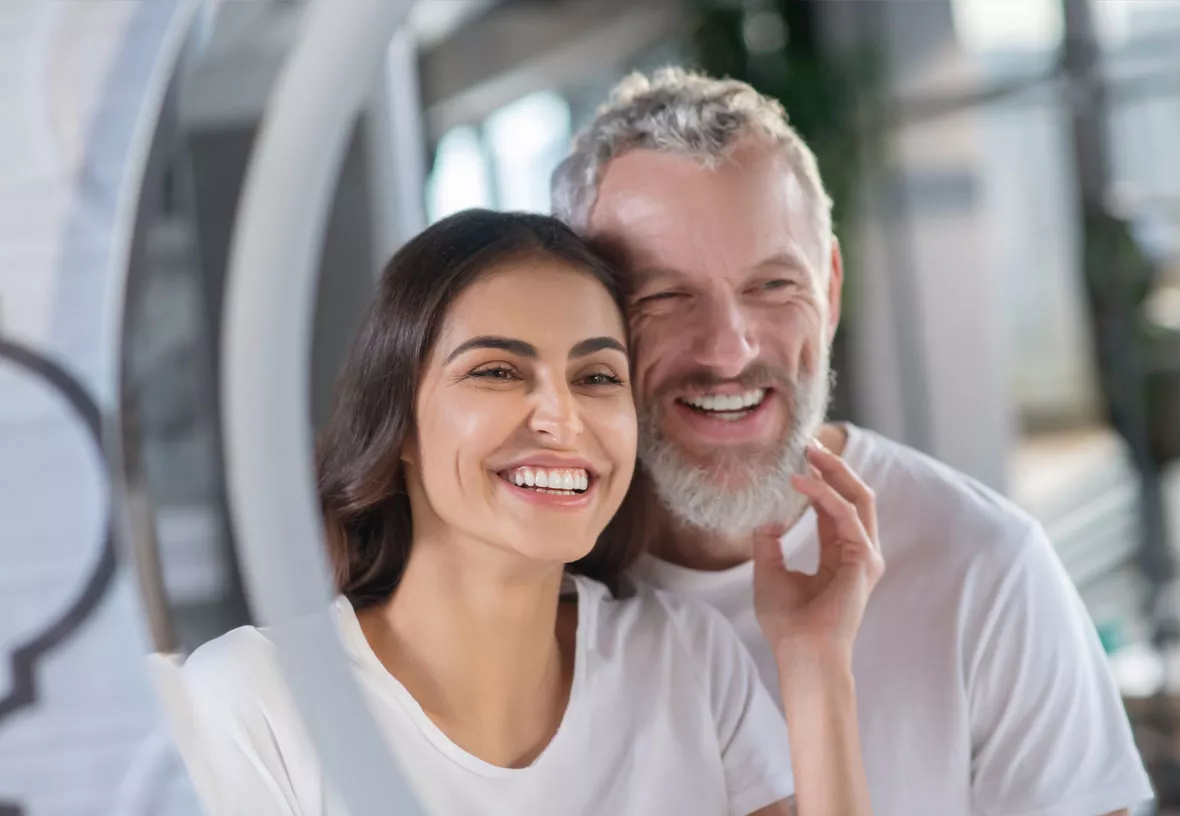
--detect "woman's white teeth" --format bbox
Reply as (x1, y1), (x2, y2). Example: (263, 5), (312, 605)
(506, 467), (589, 493)
(681, 389), (766, 413)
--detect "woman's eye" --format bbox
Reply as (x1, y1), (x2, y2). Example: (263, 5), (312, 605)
(469, 366), (519, 381)
(579, 372), (624, 387)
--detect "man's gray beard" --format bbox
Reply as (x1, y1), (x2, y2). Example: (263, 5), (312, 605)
(637, 361), (832, 535)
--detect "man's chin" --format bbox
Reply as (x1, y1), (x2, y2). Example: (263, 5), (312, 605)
(639, 451), (800, 532)
(686, 463), (769, 494)
(671, 441), (783, 470)
(661, 475), (810, 537)
(687, 463), (805, 508)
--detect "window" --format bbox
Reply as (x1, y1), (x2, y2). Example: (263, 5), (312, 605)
(426, 90), (572, 222)
(425, 126), (492, 221)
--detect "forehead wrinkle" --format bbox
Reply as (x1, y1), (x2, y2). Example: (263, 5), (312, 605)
(593, 142), (828, 280)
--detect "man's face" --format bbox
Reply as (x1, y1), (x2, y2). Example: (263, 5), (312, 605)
(587, 138), (842, 533)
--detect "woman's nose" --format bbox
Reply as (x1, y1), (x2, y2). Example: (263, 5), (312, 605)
(527, 381), (583, 446)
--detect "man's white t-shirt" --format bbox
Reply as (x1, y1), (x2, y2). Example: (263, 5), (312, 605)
(183, 574), (794, 816)
(631, 424), (1154, 816)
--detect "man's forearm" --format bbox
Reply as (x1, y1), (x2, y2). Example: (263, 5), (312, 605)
(778, 647), (872, 816)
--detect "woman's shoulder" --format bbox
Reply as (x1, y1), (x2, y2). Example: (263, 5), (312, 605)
(573, 573), (748, 667)
(181, 621), (322, 761)
(572, 574), (783, 766)
(184, 600), (359, 693)
(183, 625), (286, 704)
(181, 626), (333, 812)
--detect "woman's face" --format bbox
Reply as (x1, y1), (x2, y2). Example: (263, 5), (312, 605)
(405, 258), (636, 569)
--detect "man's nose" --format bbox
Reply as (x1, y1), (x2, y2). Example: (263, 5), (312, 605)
(527, 380), (583, 446)
(690, 293), (760, 378)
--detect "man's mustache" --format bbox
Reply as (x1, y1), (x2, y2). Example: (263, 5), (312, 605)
(649, 362), (795, 404)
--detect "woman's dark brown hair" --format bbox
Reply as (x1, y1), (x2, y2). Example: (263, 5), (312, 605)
(317, 209), (648, 610)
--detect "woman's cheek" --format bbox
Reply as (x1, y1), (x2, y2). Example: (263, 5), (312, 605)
(599, 395), (638, 469)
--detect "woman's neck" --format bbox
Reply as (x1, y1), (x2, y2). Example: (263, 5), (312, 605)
(356, 534), (576, 768)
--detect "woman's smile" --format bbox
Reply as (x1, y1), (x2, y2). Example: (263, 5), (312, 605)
(495, 464), (599, 508)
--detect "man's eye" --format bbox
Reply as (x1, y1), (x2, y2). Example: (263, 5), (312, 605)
(762, 279), (795, 291)
(639, 291), (683, 304)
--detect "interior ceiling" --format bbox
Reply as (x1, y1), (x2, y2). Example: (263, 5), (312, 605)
(180, 0), (500, 128)
(408, 0), (498, 50)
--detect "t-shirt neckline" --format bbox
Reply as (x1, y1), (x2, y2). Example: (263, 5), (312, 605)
(333, 574), (590, 779)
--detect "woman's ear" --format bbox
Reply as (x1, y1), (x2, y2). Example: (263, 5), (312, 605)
(401, 431), (418, 468)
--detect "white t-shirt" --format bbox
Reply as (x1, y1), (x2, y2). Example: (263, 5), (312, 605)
(182, 574), (794, 816)
(631, 424), (1154, 816)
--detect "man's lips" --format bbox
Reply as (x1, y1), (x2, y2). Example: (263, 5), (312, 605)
(666, 388), (781, 443)
(676, 387), (768, 415)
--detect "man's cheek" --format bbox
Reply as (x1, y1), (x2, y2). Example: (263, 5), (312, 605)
(637, 357), (672, 404)
(759, 314), (814, 368)
(626, 344), (660, 403)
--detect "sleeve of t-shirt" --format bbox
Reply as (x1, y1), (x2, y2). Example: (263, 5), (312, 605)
(182, 629), (321, 816)
(967, 522), (1154, 816)
(665, 594), (796, 815)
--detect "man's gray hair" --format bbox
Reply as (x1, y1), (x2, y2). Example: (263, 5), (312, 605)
(551, 67), (834, 265)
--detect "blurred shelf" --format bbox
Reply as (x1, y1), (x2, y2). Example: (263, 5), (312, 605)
(1010, 425), (1180, 697)
(1010, 426), (1145, 637)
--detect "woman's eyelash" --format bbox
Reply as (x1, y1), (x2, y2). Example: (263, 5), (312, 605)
(468, 366), (518, 380)
(582, 373), (624, 386)
(466, 367), (623, 386)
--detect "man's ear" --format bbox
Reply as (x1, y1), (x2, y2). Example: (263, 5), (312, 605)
(826, 238), (844, 344)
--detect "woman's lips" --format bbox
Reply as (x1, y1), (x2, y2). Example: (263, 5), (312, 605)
(495, 471), (598, 508)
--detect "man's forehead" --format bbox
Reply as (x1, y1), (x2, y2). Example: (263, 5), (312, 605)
(591, 138), (800, 202)
(587, 146), (820, 279)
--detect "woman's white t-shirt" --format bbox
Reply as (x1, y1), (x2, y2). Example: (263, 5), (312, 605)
(182, 574), (794, 816)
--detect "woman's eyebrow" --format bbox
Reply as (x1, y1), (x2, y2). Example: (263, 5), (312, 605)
(444, 335), (536, 363)
(569, 337), (627, 359)
(444, 335), (626, 363)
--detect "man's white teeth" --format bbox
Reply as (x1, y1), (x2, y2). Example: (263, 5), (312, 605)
(505, 467), (589, 492)
(681, 389), (766, 413)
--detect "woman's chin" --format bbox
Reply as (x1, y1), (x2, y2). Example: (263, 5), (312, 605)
(495, 526), (599, 570)
(526, 537), (598, 568)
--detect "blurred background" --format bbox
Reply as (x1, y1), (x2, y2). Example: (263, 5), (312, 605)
(1, 0), (1179, 813)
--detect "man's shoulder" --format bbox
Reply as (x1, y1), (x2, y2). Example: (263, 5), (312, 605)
(850, 426), (1041, 562)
